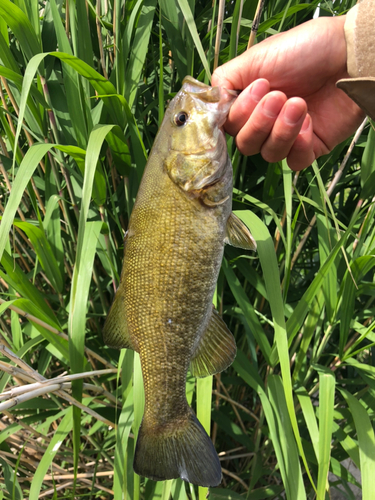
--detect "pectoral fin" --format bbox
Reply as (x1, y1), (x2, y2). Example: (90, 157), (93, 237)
(190, 307), (236, 377)
(103, 293), (138, 351)
(224, 212), (257, 251)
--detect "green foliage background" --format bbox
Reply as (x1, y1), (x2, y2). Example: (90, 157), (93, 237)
(1, 0), (375, 499)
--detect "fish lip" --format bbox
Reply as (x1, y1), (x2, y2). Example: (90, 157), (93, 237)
(181, 76), (237, 108)
(225, 88), (240, 97)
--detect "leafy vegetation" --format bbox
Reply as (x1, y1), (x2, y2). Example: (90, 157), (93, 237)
(0, 0), (374, 499)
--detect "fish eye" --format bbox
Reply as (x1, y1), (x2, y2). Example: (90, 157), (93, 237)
(174, 111), (188, 127)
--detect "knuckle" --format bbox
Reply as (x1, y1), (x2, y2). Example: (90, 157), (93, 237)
(251, 121), (269, 136)
(272, 127), (296, 144)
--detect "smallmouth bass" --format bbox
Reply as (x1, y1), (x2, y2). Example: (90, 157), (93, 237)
(103, 76), (256, 487)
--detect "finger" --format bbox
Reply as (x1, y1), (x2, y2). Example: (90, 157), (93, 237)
(224, 79), (270, 136)
(235, 91), (287, 156)
(286, 115), (315, 171)
(260, 98), (308, 163)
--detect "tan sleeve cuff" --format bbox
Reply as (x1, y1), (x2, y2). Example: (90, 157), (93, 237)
(336, 0), (375, 119)
(345, 0), (375, 78)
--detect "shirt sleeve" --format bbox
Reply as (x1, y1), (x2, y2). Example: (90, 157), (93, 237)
(336, 0), (375, 120)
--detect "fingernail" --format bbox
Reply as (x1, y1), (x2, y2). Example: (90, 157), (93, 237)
(263, 95), (283, 118)
(250, 80), (269, 103)
(300, 115), (311, 133)
(284, 103), (305, 125)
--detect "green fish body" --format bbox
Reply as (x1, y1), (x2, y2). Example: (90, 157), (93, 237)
(103, 76), (256, 487)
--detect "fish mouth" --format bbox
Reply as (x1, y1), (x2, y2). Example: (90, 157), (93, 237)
(178, 140), (217, 157)
(176, 130), (226, 158)
(182, 76), (221, 101)
(181, 76), (237, 123)
(226, 88), (240, 97)
(182, 76), (239, 99)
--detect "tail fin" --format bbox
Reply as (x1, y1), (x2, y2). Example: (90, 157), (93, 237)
(133, 409), (222, 487)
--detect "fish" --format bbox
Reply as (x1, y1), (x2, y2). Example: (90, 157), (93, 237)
(103, 76), (256, 487)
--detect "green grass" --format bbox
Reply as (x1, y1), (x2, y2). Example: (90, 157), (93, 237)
(1, 0), (375, 498)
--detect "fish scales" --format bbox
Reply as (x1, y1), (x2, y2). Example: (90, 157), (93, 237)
(103, 76), (256, 487)
(125, 156), (229, 421)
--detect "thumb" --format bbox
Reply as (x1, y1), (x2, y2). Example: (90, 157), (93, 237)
(211, 46), (265, 90)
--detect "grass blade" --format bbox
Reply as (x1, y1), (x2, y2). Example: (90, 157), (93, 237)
(235, 210), (316, 492)
(133, 352), (145, 500)
(113, 387), (134, 499)
(197, 375), (213, 500)
(315, 366), (335, 499)
(177, 0), (211, 79)
(296, 388), (319, 462)
(13, 221), (63, 293)
(0, 143), (53, 263)
(0, 0), (41, 61)
(159, 0), (187, 80)
(29, 407), (73, 498)
(268, 375), (306, 500)
(125, 0), (157, 108)
(222, 258), (271, 364)
(341, 389), (375, 500)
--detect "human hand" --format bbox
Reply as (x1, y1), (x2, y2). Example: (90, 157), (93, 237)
(212, 16), (365, 170)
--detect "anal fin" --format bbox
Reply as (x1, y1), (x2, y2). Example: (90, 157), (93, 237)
(190, 307), (236, 378)
(103, 292), (138, 351)
(224, 212), (257, 251)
